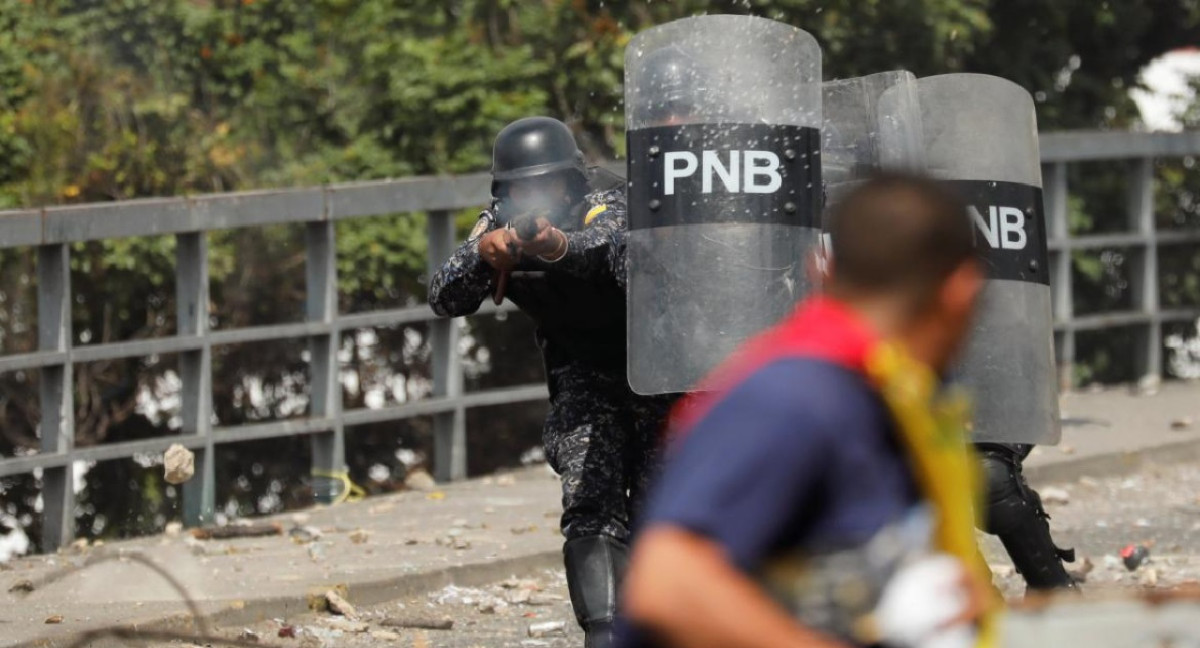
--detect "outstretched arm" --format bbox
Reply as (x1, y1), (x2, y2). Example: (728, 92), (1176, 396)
(427, 213), (497, 317)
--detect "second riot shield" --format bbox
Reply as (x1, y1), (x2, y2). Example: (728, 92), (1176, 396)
(625, 16), (823, 395)
(822, 71), (925, 207)
(916, 73), (1060, 444)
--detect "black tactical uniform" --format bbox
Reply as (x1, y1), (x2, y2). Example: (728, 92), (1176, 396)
(976, 442), (1077, 590)
(428, 117), (675, 648)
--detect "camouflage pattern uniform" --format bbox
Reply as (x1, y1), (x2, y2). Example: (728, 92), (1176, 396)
(428, 171), (676, 542)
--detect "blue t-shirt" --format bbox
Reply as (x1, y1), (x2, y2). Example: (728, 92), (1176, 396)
(617, 357), (920, 646)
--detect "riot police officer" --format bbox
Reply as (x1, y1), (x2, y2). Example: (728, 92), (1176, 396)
(428, 117), (675, 648)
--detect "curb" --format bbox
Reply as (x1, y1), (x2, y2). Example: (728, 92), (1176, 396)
(1026, 437), (1200, 485)
(13, 549), (563, 648)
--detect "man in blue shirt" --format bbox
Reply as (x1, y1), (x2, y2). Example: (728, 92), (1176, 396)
(619, 174), (994, 648)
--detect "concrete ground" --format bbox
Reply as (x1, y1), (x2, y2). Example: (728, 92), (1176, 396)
(3, 381), (1199, 648)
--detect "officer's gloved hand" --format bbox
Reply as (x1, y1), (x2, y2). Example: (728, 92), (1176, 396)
(479, 229), (522, 270)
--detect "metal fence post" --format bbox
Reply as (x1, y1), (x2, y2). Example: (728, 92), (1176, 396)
(427, 211), (465, 482)
(1127, 157), (1161, 381)
(1045, 162), (1075, 389)
(177, 232), (215, 526)
(306, 217), (344, 501)
(37, 243), (74, 551)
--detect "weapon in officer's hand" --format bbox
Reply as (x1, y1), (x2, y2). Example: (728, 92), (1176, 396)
(492, 209), (549, 305)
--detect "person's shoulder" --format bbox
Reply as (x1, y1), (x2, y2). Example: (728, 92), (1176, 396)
(710, 357), (881, 434)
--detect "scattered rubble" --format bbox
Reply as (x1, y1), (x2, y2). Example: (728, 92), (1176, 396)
(380, 615), (454, 630)
(1121, 544), (1151, 571)
(240, 628), (261, 642)
(164, 444), (195, 484)
(325, 589), (358, 619)
(8, 578), (34, 594)
(1171, 417), (1194, 431)
(278, 624), (297, 638)
(289, 525), (324, 544)
(191, 522), (282, 541)
(1139, 568), (1160, 587)
(349, 529), (370, 545)
(1041, 487), (1071, 506)
(320, 616), (368, 633)
(44, 615), (63, 624)
(528, 621), (566, 638)
(404, 469), (437, 492)
(1068, 557), (1095, 583)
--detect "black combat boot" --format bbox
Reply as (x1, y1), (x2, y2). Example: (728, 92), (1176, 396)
(977, 444), (1079, 591)
(564, 535), (629, 648)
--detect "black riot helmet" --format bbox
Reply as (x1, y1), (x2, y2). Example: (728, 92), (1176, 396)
(491, 117), (587, 197)
(640, 44), (709, 125)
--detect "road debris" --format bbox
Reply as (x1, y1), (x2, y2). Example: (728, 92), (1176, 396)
(1171, 417), (1194, 431)
(1139, 567), (1160, 587)
(191, 522), (282, 541)
(1041, 487), (1071, 506)
(8, 578), (34, 594)
(349, 529), (370, 544)
(164, 444), (195, 484)
(44, 615), (63, 624)
(404, 469), (437, 492)
(528, 621), (566, 638)
(320, 616), (368, 632)
(240, 628), (261, 642)
(278, 624), (297, 638)
(325, 589), (357, 619)
(381, 615), (454, 630)
(1121, 544), (1151, 571)
(506, 588), (533, 605)
(289, 525), (324, 544)
(1068, 557), (1095, 583)
(369, 629), (402, 641)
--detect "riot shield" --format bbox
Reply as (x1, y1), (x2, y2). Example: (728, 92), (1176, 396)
(915, 73), (1060, 444)
(822, 71), (925, 206)
(625, 16), (823, 395)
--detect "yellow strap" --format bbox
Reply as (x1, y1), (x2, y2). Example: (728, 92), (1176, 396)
(311, 469), (367, 505)
(864, 342), (1001, 647)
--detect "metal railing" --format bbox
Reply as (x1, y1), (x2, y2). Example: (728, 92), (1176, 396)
(1041, 131), (1200, 384)
(1, 131), (1198, 551)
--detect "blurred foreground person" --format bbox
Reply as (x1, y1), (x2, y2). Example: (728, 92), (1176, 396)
(428, 117), (675, 648)
(619, 174), (999, 648)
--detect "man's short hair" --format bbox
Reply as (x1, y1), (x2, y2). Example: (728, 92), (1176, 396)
(826, 172), (978, 303)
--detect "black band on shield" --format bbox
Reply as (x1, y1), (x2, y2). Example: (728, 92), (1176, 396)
(944, 180), (1050, 286)
(627, 123), (821, 230)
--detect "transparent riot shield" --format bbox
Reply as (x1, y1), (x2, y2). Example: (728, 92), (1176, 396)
(916, 73), (1060, 444)
(625, 16), (823, 394)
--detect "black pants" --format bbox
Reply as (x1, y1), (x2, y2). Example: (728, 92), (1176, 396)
(975, 443), (1076, 590)
(542, 362), (676, 541)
